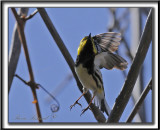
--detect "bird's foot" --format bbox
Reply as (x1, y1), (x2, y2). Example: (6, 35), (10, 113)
(80, 106), (90, 116)
(70, 100), (82, 110)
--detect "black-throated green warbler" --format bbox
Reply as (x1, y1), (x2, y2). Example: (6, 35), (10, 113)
(70, 32), (128, 116)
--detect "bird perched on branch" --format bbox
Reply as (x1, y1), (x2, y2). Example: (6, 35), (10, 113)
(70, 32), (128, 116)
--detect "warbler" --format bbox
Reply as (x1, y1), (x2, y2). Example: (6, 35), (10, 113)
(70, 32), (128, 116)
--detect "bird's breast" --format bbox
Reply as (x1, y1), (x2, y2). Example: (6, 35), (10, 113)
(75, 64), (97, 91)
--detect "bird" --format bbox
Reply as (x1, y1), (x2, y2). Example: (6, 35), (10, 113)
(70, 32), (128, 116)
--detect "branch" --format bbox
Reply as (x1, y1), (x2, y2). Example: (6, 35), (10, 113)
(23, 9), (38, 20)
(130, 8), (146, 122)
(107, 8), (141, 122)
(37, 8), (106, 123)
(11, 8), (35, 81)
(107, 8), (152, 123)
(14, 74), (60, 113)
(14, 74), (28, 85)
(11, 8), (42, 123)
(126, 79), (152, 122)
(9, 8), (29, 93)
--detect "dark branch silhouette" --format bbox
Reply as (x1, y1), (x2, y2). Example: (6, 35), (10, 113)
(126, 79), (152, 122)
(11, 8), (42, 123)
(9, 8), (29, 93)
(107, 8), (152, 123)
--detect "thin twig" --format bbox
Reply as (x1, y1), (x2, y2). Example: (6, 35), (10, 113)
(14, 74), (28, 85)
(23, 9), (38, 20)
(107, 8), (152, 123)
(14, 74), (60, 113)
(11, 8), (42, 123)
(126, 79), (152, 122)
(38, 84), (60, 111)
(37, 8), (106, 123)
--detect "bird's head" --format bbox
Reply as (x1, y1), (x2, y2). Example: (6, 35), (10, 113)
(77, 33), (97, 57)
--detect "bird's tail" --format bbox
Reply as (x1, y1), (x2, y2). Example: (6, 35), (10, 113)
(100, 98), (111, 116)
(94, 95), (111, 116)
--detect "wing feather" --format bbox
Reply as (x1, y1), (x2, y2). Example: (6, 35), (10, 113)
(94, 52), (128, 70)
(93, 32), (128, 70)
(93, 32), (122, 53)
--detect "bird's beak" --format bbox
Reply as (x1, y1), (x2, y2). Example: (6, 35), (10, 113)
(88, 33), (91, 40)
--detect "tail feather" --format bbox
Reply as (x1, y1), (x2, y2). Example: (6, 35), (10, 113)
(94, 94), (111, 116)
(101, 99), (111, 116)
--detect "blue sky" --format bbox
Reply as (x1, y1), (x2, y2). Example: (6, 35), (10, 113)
(8, 8), (152, 123)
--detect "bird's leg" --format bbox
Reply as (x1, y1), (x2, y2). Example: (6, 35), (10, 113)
(70, 92), (86, 110)
(80, 94), (96, 116)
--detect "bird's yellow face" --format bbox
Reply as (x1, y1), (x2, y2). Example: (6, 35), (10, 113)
(77, 36), (97, 56)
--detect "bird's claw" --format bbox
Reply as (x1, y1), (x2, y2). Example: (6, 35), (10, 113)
(70, 101), (82, 111)
(80, 106), (90, 116)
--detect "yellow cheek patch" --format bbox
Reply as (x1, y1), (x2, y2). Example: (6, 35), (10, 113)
(91, 38), (97, 54)
(77, 37), (97, 55)
(77, 37), (87, 55)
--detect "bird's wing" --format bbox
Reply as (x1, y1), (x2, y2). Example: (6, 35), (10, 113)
(94, 51), (128, 70)
(93, 32), (128, 70)
(93, 32), (121, 53)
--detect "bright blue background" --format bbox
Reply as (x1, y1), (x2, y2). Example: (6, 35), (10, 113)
(9, 8), (152, 123)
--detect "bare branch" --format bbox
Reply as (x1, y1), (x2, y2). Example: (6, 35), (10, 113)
(107, 9), (141, 122)
(11, 8), (42, 123)
(126, 79), (152, 122)
(23, 9), (38, 20)
(11, 8), (35, 81)
(14, 74), (60, 113)
(9, 8), (29, 93)
(37, 84), (60, 113)
(11, 8), (20, 23)
(107, 8), (152, 123)
(14, 74), (28, 85)
(37, 8), (106, 123)
(130, 8), (146, 122)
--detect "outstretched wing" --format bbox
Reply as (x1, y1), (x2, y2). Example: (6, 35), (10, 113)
(93, 32), (128, 70)
(93, 32), (121, 53)
(94, 51), (128, 70)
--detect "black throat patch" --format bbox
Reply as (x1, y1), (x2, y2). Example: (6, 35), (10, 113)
(75, 38), (95, 74)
